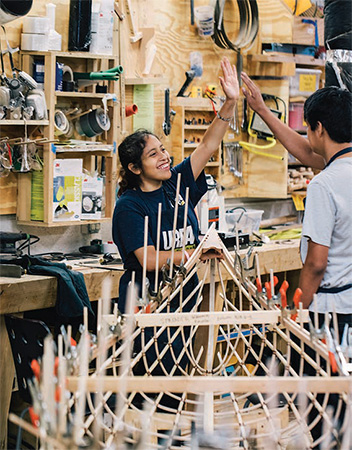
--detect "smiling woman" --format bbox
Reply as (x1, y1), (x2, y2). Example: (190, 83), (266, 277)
(112, 57), (239, 379)
(113, 58), (239, 311)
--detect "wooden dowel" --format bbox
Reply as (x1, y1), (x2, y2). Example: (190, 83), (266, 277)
(169, 173), (181, 277)
(154, 202), (162, 292)
(142, 215), (149, 302)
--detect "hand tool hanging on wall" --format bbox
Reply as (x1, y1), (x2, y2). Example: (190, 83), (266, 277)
(241, 97), (248, 132)
(224, 142), (243, 181)
(162, 88), (176, 136)
(177, 70), (195, 97)
(124, 0), (143, 42)
(190, 0), (195, 25)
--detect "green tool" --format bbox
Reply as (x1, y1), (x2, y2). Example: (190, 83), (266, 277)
(74, 65), (123, 81)
(74, 72), (120, 81)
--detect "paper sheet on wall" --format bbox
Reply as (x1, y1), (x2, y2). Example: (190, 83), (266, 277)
(133, 84), (154, 132)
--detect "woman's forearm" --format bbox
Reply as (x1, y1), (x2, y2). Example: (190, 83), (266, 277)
(203, 99), (237, 149)
(135, 246), (191, 272)
(191, 99), (237, 179)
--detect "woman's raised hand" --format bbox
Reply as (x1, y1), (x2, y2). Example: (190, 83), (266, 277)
(219, 57), (240, 103)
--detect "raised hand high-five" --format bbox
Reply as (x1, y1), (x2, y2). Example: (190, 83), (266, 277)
(190, 57), (239, 179)
(219, 57), (240, 104)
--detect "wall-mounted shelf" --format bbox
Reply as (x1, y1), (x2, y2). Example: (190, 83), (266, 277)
(17, 217), (112, 227)
(184, 143), (198, 148)
(0, 120), (50, 126)
(124, 76), (168, 85)
(249, 54), (325, 67)
(54, 144), (115, 154)
(184, 125), (209, 130)
(55, 92), (111, 99)
(21, 50), (116, 60)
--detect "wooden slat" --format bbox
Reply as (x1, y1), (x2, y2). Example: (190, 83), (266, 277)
(66, 375), (352, 394)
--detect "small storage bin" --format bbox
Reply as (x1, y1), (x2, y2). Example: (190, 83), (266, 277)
(289, 68), (322, 97)
(289, 102), (307, 132)
(225, 209), (264, 235)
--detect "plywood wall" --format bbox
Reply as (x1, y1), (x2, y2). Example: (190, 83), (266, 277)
(1, 0), (294, 214)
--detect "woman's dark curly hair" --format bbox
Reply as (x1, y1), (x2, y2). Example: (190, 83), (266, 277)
(117, 129), (158, 197)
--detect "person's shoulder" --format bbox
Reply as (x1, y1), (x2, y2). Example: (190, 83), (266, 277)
(171, 156), (191, 176)
(115, 190), (142, 212)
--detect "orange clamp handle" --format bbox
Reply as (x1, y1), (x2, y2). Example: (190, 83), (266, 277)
(256, 277), (262, 293)
(291, 288), (303, 321)
(279, 288), (287, 308)
(31, 359), (41, 381)
(293, 288), (303, 308)
(29, 407), (40, 428)
(279, 280), (289, 308)
(55, 386), (61, 403)
(329, 351), (338, 373)
(265, 281), (272, 299)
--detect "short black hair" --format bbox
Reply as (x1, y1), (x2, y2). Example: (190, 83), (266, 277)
(304, 87), (352, 143)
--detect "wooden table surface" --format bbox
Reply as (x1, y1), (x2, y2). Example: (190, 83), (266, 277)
(0, 239), (302, 448)
(0, 240), (301, 313)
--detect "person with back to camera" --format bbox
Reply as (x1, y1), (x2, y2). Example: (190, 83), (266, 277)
(241, 73), (352, 447)
(112, 58), (239, 380)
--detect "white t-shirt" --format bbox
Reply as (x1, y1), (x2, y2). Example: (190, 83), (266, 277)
(301, 157), (352, 314)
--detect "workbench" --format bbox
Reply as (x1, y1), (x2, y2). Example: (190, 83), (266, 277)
(0, 239), (302, 448)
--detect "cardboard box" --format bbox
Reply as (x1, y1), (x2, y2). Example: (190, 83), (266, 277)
(53, 159), (82, 221)
(81, 175), (103, 220)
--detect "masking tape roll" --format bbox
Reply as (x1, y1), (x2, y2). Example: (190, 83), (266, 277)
(54, 110), (69, 136)
(21, 33), (49, 51)
(23, 16), (50, 34)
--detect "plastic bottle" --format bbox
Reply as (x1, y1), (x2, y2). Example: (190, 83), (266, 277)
(46, 3), (62, 51)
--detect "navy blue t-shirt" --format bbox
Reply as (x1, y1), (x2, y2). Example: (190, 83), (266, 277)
(112, 156), (207, 312)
